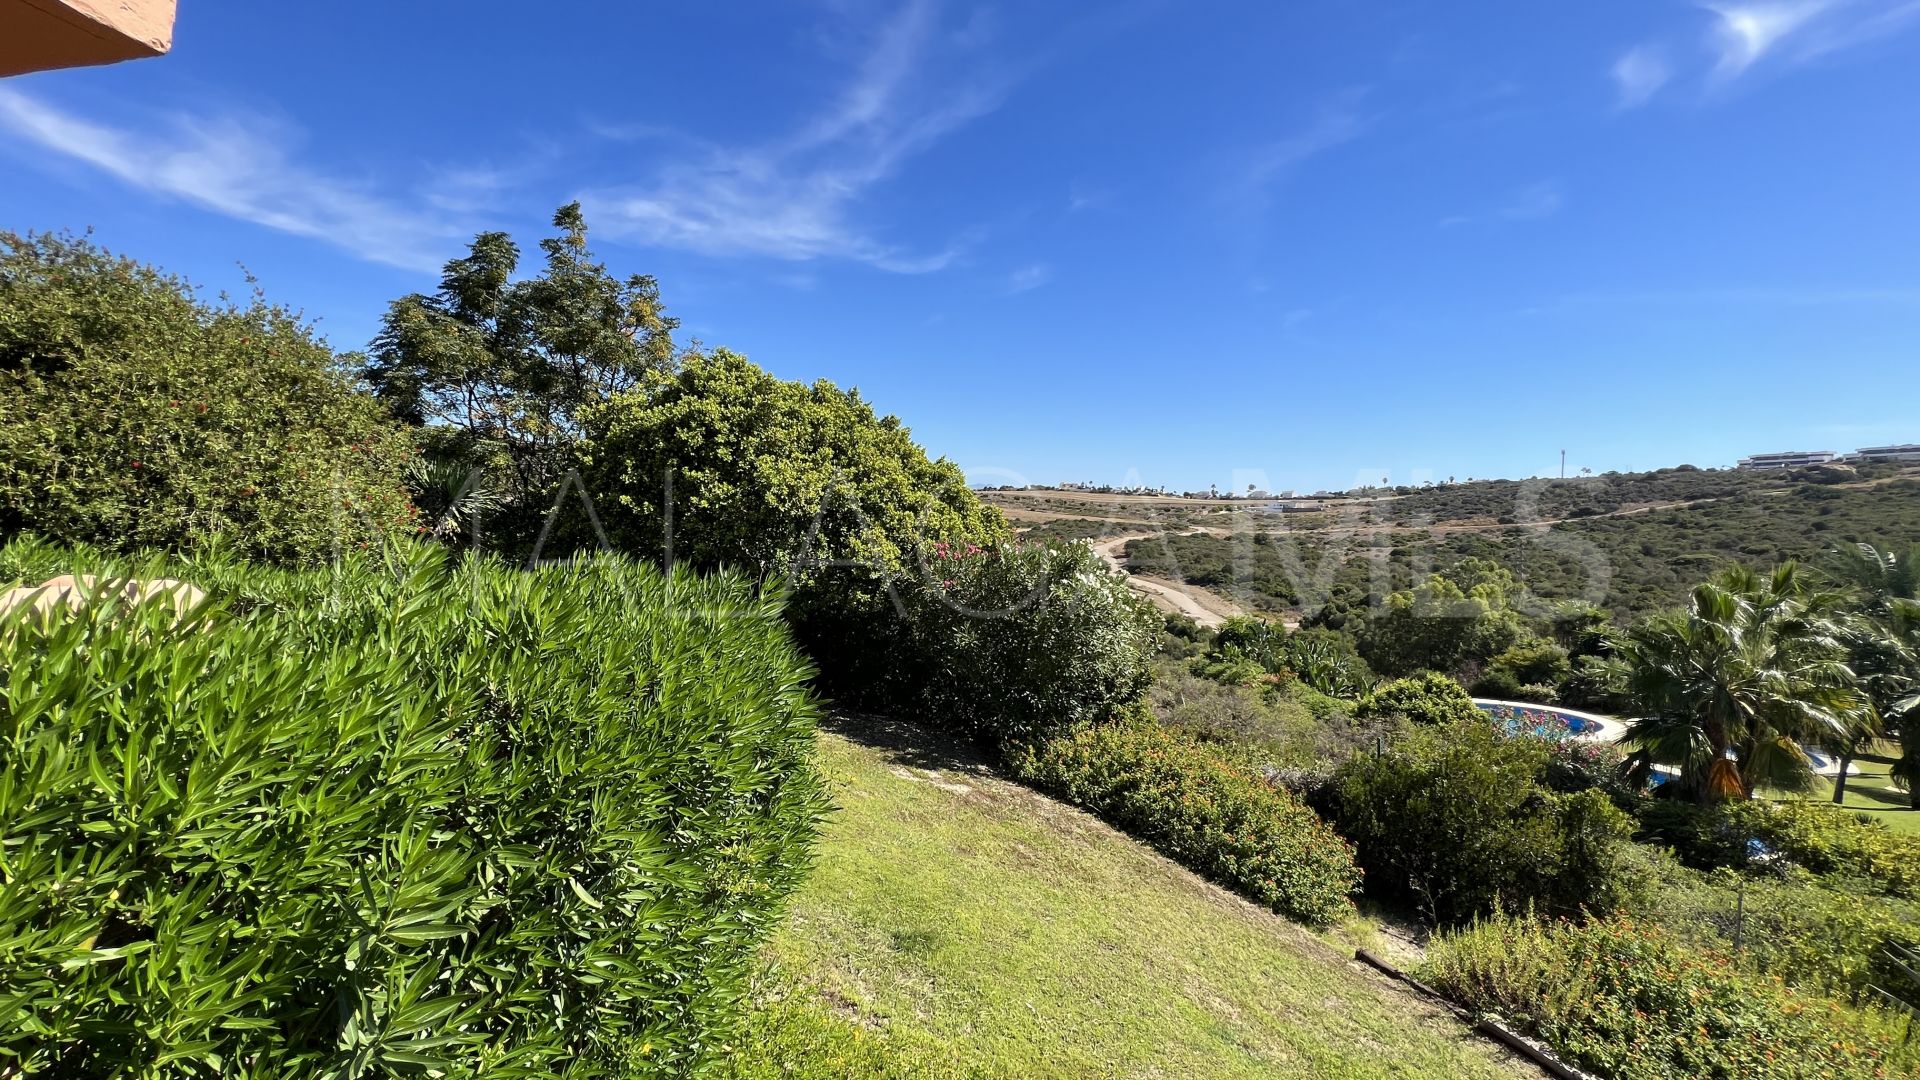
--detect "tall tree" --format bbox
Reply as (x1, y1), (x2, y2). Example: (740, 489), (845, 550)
(1619, 563), (1871, 803)
(365, 203), (677, 540)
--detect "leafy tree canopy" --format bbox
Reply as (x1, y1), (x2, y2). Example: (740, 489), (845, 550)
(580, 348), (1006, 582)
(365, 203), (677, 523)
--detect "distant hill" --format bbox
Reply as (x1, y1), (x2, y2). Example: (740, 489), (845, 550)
(986, 464), (1920, 624)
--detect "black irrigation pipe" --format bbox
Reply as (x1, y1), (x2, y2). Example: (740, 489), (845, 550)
(1354, 949), (1596, 1080)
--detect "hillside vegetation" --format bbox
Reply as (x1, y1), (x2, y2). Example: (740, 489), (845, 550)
(723, 719), (1526, 1080)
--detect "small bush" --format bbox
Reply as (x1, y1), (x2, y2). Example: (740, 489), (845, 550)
(1355, 671), (1481, 726)
(1328, 723), (1639, 923)
(0, 542), (825, 1076)
(1009, 719), (1361, 924)
(1422, 913), (1919, 1080)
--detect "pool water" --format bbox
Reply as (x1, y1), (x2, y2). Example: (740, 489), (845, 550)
(1475, 702), (1596, 741)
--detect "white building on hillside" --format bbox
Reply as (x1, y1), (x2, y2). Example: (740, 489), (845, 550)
(1737, 450), (1836, 470)
(1843, 444), (1920, 465)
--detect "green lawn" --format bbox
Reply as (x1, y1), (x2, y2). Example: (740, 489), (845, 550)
(722, 716), (1527, 1079)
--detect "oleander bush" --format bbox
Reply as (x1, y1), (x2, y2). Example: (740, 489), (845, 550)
(1635, 799), (1919, 898)
(0, 231), (417, 563)
(1422, 913), (1920, 1080)
(1328, 722), (1639, 924)
(1008, 718), (1361, 924)
(0, 541), (825, 1077)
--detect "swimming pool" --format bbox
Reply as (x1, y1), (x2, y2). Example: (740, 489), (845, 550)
(1472, 699), (1626, 743)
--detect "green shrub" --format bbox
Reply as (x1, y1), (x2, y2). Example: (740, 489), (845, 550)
(1422, 913), (1919, 1080)
(1009, 719), (1361, 924)
(1149, 664), (1382, 771)
(0, 231), (417, 563)
(1328, 722), (1639, 923)
(1630, 848), (1920, 1009)
(881, 540), (1160, 746)
(1635, 799), (1919, 898)
(0, 542), (825, 1077)
(1355, 671), (1481, 726)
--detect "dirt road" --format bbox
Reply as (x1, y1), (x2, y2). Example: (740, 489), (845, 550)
(1093, 535), (1242, 629)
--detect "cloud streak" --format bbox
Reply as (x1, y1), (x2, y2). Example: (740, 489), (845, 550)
(582, 0), (1008, 272)
(1611, 45), (1673, 107)
(1611, 2), (1920, 105)
(0, 87), (466, 271)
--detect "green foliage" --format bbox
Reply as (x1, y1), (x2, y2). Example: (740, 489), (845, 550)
(1619, 563), (1873, 801)
(885, 540), (1160, 746)
(1353, 560), (1529, 677)
(1148, 663), (1376, 770)
(1009, 719), (1361, 924)
(1355, 671), (1481, 726)
(1629, 847), (1920, 1009)
(1197, 619), (1374, 697)
(1473, 638), (1572, 703)
(365, 204), (677, 536)
(0, 541), (825, 1077)
(1422, 913), (1919, 1080)
(0, 231), (416, 563)
(581, 349), (1003, 583)
(1328, 722), (1639, 923)
(1636, 799), (1920, 898)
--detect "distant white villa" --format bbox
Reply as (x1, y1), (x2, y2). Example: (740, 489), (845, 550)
(1843, 443), (1920, 465)
(1737, 450), (1837, 470)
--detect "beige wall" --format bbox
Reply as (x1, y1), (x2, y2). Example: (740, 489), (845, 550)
(1, 0), (175, 78)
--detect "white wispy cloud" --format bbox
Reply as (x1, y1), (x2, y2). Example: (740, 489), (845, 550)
(1243, 90), (1374, 193)
(1005, 263), (1053, 293)
(1500, 180), (1564, 221)
(1611, 2), (1920, 104)
(582, 0), (1008, 272)
(1705, 0), (1839, 77)
(0, 87), (468, 271)
(1611, 45), (1673, 107)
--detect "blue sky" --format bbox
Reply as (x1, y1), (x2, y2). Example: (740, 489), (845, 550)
(3, 1), (1918, 493)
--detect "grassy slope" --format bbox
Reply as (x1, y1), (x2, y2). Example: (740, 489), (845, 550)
(726, 717), (1527, 1079)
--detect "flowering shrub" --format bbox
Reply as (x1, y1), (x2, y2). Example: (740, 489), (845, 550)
(1009, 719), (1361, 924)
(1422, 913), (1920, 1080)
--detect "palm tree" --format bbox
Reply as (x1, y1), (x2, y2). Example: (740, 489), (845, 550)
(1821, 542), (1920, 808)
(1617, 563), (1872, 803)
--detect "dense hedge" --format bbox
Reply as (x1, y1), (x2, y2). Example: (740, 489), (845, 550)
(1009, 719), (1360, 924)
(0, 541), (825, 1077)
(1328, 722), (1638, 924)
(1635, 799), (1920, 899)
(1423, 914), (1919, 1080)
(0, 232), (417, 563)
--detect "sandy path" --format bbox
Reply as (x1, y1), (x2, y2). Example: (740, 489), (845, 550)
(1093, 535), (1242, 629)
